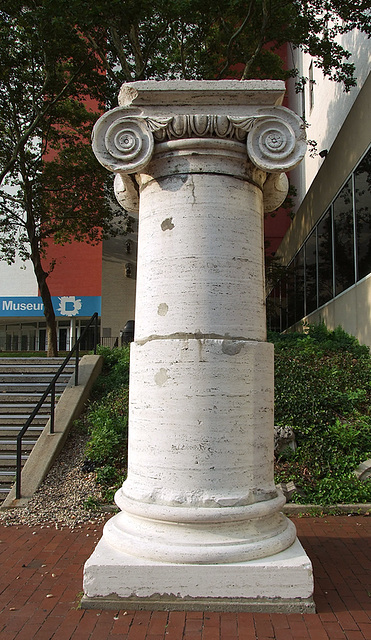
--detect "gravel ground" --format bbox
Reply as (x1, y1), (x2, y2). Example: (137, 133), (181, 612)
(0, 425), (111, 529)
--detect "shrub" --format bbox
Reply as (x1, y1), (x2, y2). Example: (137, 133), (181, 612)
(83, 346), (130, 501)
(271, 324), (371, 504)
(84, 326), (371, 505)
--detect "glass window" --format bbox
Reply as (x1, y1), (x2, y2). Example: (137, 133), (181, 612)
(286, 261), (296, 327)
(286, 248), (305, 327)
(267, 148), (371, 329)
(280, 273), (288, 331)
(317, 209), (333, 306)
(333, 179), (355, 296)
(266, 286), (281, 332)
(355, 149), (371, 281)
(305, 229), (317, 314)
(294, 248), (305, 323)
(39, 329), (46, 351)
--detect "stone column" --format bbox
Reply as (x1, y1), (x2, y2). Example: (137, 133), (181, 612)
(83, 81), (314, 612)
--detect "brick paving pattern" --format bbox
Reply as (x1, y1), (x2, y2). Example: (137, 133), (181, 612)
(0, 515), (370, 639)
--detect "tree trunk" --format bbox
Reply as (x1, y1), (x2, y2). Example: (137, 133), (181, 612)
(27, 226), (58, 357)
(21, 153), (59, 358)
(32, 252), (59, 357)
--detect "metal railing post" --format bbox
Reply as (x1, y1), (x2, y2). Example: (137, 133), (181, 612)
(16, 438), (22, 499)
(50, 384), (55, 434)
(75, 328), (79, 386)
(94, 314), (98, 354)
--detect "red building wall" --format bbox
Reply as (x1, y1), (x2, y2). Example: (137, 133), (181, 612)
(43, 240), (102, 297)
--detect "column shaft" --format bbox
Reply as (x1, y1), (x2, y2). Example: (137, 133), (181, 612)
(104, 139), (295, 564)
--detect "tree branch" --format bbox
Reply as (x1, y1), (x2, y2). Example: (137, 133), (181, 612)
(217, 2), (254, 79)
(108, 26), (134, 81)
(0, 59), (90, 186)
(128, 24), (145, 78)
(241, 0), (270, 79)
(85, 30), (127, 84)
(139, 23), (170, 78)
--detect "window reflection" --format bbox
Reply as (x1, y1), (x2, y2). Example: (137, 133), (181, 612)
(355, 153), (371, 281)
(317, 209), (333, 306)
(266, 147), (371, 330)
(305, 229), (317, 314)
(333, 179), (354, 295)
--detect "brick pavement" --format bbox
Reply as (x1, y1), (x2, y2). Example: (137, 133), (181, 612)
(0, 515), (370, 639)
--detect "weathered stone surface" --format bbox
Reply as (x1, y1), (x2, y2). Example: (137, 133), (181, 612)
(85, 80), (313, 611)
(274, 425), (297, 457)
(135, 141), (266, 342)
(118, 80), (287, 108)
(353, 459), (371, 481)
(277, 481), (299, 501)
(92, 80), (307, 210)
(83, 537), (314, 610)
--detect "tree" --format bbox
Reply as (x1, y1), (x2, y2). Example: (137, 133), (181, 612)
(0, 1), (126, 356)
(1, 0), (369, 355)
(75, 0), (370, 96)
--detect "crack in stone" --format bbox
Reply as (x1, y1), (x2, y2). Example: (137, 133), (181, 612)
(135, 332), (260, 345)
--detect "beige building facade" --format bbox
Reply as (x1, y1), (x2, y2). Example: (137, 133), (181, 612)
(101, 218), (137, 345)
(268, 40), (371, 348)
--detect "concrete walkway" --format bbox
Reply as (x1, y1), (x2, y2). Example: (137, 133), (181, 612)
(0, 515), (369, 639)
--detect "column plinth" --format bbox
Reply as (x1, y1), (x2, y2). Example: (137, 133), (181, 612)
(83, 81), (314, 612)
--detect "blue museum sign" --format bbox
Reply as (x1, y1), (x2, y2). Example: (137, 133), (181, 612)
(0, 296), (101, 318)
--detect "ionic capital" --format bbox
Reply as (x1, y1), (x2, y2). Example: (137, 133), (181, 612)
(92, 107), (306, 177)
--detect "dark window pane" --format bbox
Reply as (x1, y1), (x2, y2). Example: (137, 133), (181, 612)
(294, 248), (305, 322)
(280, 273), (288, 331)
(80, 324), (99, 350)
(317, 210), (333, 306)
(305, 230), (317, 314)
(286, 261), (296, 327)
(266, 287), (281, 332)
(355, 150), (371, 281)
(333, 179), (354, 296)
(287, 249), (305, 327)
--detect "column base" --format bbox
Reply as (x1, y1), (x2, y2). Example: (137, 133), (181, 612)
(82, 538), (315, 613)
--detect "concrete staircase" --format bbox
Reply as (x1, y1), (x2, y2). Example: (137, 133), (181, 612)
(0, 358), (75, 504)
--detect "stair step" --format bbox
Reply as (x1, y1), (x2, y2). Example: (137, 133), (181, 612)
(0, 384), (67, 393)
(0, 361), (75, 374)
(0, 404), (51, 413)
(0, 396), (47, 405)
(0, 440), (38, 450)
(0, 487), (13, 497)
(0, 424), (44, 439)
(0, 375), (72, 384)
(0, 358), (72, 365)
(0, 453), (28, 465)
(0, 412), (49, 425)
(0, 469), (16, 479)
(0, 356), (76, 498)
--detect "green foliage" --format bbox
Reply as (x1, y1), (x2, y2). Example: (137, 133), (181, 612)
(272, 324), (371, 504)
(93, 345), (130, 392)
(87, 328), (371, 506)
(0, 2), (129, 354)
(76, 0), (370, 95)
(83, 496), (101, 511)
(2, 2), (370, 354)
(84, 389), (129, 466)
(83, 346), (130, 501)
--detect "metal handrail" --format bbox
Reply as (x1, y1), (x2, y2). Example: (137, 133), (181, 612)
(15, 312), (99, 499)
